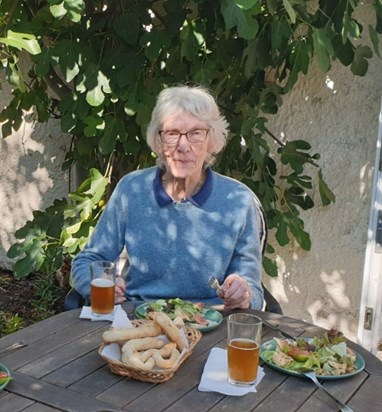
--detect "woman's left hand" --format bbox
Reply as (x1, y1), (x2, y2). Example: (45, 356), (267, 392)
(217, 273), (251, 310)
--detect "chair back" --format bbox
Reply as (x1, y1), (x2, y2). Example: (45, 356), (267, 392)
(252, 194), (283, 314)
(252, 194), (268, 257)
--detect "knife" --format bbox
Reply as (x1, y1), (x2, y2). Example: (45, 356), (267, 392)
(261, 318), (297, 341)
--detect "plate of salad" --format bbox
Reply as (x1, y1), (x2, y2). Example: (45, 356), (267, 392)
(135, 298), (223, 333)
(260, 329), (365, 380)
(0, 363), (12, 391)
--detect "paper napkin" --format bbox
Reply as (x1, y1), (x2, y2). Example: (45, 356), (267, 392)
(198, 347), (265, 396)
(80, 304), (124, 321)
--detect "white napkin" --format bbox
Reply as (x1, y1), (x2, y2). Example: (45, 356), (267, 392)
(80, 305), (123, 321)
(198, 347), (265, 396)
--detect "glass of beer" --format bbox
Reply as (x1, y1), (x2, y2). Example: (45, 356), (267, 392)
(227, 313), (262, 386)
(90, 261), (116, 316)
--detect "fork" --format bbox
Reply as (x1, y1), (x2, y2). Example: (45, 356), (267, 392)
(208, 276), (223, 293)
(298, 368), (353, 412)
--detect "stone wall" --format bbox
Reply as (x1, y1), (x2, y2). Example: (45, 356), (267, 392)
(0, 75), (71, 269)
(262, 3), (382, 341)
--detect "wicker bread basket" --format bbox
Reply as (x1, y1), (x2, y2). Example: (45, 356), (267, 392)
(99, 319), (202, 383)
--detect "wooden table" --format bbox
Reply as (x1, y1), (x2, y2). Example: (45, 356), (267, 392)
(1, 302), (381, 412)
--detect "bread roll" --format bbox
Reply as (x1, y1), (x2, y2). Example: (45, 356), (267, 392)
(149, 311), (187, 352)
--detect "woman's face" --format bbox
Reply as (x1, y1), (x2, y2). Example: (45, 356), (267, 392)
(159, 110), (212, 180)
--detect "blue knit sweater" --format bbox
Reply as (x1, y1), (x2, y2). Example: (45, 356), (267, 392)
(71, 166), (264, 309)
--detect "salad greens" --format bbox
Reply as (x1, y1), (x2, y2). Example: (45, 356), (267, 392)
(146, 298), (208, 326)
(261, 329), (357, 376)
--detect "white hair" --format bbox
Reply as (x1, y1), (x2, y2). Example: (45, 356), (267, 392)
(146, 85), (229, 167)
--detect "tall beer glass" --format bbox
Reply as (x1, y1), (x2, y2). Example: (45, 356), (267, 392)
(227, 313), (262, 386)
(90, 261), (116, 316)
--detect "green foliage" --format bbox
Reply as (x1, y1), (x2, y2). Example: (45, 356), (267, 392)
(7, 169), (108, 277)
(31, 271), (62, 317)
(1, 0), (380, 278)
(0, 311), (23, 336)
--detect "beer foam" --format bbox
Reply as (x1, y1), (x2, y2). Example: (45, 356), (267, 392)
(91, 278), (114, 287)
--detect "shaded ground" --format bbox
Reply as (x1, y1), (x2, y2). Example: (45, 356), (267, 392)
(0, 268), (68, 333)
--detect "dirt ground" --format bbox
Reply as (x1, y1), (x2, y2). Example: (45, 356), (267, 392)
(0, 268), (67, 331)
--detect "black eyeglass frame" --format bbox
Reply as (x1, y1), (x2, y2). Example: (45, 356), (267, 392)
(158, 128), (210, 144)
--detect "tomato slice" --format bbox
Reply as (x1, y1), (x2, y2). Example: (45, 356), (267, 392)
(193, 313), (208, 325)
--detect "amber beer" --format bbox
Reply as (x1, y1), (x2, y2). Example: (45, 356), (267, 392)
(227, 313), (262, 386)
(227, 338), (259, 383)
(90, 261), (116, 316)
(90, 278), (115, 315)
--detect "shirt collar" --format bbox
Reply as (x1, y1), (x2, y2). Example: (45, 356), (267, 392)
(154, 167), (212, 207)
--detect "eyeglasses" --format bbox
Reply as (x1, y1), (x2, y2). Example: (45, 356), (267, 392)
(158, 128), (210, 145)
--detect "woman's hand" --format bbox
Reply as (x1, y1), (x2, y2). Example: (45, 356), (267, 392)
(217, 274), (251, 310)
(115, 276), (126, 303)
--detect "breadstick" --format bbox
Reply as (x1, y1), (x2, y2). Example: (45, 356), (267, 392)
(139, 342), (176, 362)
(121, 337), (165, 353)
(149, 311), (187, 352)
(121, 337), (164, 370)
(121, 351), (156, 370)
(102, 322), (161, 343)
(153, 347), (180, 369)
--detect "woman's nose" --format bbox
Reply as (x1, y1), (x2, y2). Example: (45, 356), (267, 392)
(176, 133), (190, 151)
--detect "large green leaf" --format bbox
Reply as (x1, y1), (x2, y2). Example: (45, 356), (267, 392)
(12, 238), (45, 278)
(49, 0), (85, 22)
(113, 14), (140, 45)
(99, 116), (125, 154)
(271, 19), (291, 51)
(266, 0), (278, 15)
(376, 0), (382, 33)
(283, 0), (296, 24)
(318, 169), (336, 206)
(235, 0), (260, 10)
(85, 169), (109, 201)
(0, 30), (41, 55)
(351, 45), (373, 76)
(180, 22), (200, 62)
(369, 25), (381, 58)
(263, 255), (278, 277)
(140, 30), (172, 62)
(221, 0), (260, 40)
(83, 115), (105, 137)
(85, 70), (111, 107)
(288, 39), (311, 89)
(288, 214), (311, 250)
(312, 27), (334, 72)
(275, 213), (289, 246)
(279, 140), (314, 174)
(332, 35), (354, 66)
(285, 186), (314, 210)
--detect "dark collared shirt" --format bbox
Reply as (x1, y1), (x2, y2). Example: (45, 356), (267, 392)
(153, 167), (213, 207)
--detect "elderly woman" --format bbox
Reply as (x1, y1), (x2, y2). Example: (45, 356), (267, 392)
(71, 85), (264, 310)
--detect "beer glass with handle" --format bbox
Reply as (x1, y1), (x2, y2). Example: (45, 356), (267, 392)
(227, 313), (262, 386)
(90, 261), (116, 316)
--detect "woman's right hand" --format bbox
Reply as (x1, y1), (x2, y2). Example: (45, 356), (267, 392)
(217, 273), (251, 309)
(115, 276), (126, 303)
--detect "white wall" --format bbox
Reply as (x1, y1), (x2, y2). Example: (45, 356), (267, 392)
(0, 74), (71, 269)
(262, 3), (382, 342)
(0, 3), (381, 343)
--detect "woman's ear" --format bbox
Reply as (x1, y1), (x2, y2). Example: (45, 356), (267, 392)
(154, 139), (163, 155)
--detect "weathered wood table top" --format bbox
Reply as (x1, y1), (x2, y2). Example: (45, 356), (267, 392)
(0, 302), (381, 412)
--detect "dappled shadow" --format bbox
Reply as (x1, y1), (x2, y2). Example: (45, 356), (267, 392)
(0, 115), (71, 266)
